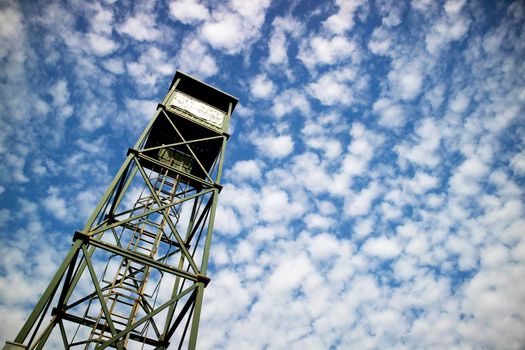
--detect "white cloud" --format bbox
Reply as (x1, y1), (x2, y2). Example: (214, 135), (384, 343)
(215, 205), (242, 236)
(219, 184), (259, 228)
(87, 2), (113, 35)
(102, 58), (125, 74)
(449, 157), (489, 196)
(307, 233), (345, 260)
(271, 89), (310, 118)
(510, 150), (525, 175)
(252, 134), (294, 159)
(87, 32), (117, 56)
(304, 213), (335, 230)
(323, 0), (365, 34)
(258, 187), (305, 223)
(74, 189), (99, 221)
(368, 27), (392, 56)
(265, 16), (303, 67)
(198, 0), (271, 55)
(169, 0), (209, 24)
(354, 218), (374, 238)
(176, 37), (218, 78)
(305, 137), (342, 160)
(444, 0), (467, 17)
(125, 98), (157, 125)
(267, 30), (287, 65)
(447, 236), (477, 270)
(299, 35), (358, 69)
(327, 123), (382, 196)
(460, 264), (525, 347)
(49, 79), (74, 120)
(345, 182), (381, 216)
(411, 0), (435, 12)
(388, 68), (424, 101)
(409, 171), (440, 195)
(449, 91), (470, 113)
(373, 98), (405, 128)
(396, 118), (442, 168)
(250, 74), (276, 99)
(230, 160), (262, 182)
(377, 1), (404, 27)
(307, 68), (356, 106)
(200, 13), (245, 53)
(118, 12), (162, 41)
(425, 7), (470, 55)
(204, 269), (251, 322)
(0, 7), (22, 40)
(42, 186), (69, 221)
(127, 46), (175, 86)
(48, 80), (69, 106)
(250, 224), (287, 242)
(362, 236), (402, 259)
(277, 152), (331, 195)
(480, 243), (508, 267)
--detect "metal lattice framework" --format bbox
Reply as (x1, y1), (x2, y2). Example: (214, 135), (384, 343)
(6, 72), (237, 350)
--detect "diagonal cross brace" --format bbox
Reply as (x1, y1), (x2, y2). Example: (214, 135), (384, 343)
(95, 284), (198, 350)
(82, 245), (123, 350)
(161, 110), (215, 184)
(133, 156), (200, 274)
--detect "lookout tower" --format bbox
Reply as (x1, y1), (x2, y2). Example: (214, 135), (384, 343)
(5, 71), (237, 350)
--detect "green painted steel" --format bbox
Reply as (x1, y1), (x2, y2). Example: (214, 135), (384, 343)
(6, 71), (237, 350)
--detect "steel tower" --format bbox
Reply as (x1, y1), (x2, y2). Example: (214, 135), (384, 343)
(5, 71), (237, 350)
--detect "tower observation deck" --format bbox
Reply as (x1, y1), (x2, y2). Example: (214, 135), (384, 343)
(5, 71), (238, 350)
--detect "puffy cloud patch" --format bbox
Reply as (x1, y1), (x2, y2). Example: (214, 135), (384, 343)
(252, 133), (294, 159)
(362, 237), (402, 259)
(373, 98), (405, 128)
(299, 35), (359, 69)
(250, 74), (276, 99)
(169, 0), (210, 24)
(271, 89), (310, 118)
(87, 32), (117, 56)
(198, 0), (271, 55)
(307, 68), (357, 106)
(176, 37), (218, 78)
(118, 12), (162, 41)
(42, 186), (69, 221)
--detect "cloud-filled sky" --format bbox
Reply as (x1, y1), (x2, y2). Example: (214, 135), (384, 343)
(1, 0), (525, 348)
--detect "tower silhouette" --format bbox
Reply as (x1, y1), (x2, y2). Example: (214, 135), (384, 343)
(5, 71), (237, 350)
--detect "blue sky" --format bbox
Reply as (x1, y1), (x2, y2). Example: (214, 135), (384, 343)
(1, 0), (525, 348)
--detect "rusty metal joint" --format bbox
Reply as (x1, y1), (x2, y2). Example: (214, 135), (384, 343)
(73, 231), (89, 243)
(51, 307), (64, 317)
(127, 148), (140, 156)
(196, 274), (211, 287)
(104, 213), (118, 224)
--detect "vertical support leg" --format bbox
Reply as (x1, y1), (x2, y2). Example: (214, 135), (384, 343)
(187, 283), (205, 350)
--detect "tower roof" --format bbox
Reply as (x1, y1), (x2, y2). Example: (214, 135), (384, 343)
(169, 71), (238, 115)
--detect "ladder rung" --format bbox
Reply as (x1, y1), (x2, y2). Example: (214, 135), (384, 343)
(120, 280), (141, 290)
(91, 331), (112, 340)
(136, 245), (153, 253)
(156, 186), (175, 196)
(119, 273), (143, 282)
(112, 284), (142, 296)
(112, 290), (140, 301)
(110, 312), (131, 321)
(136, 235), (155, 245)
